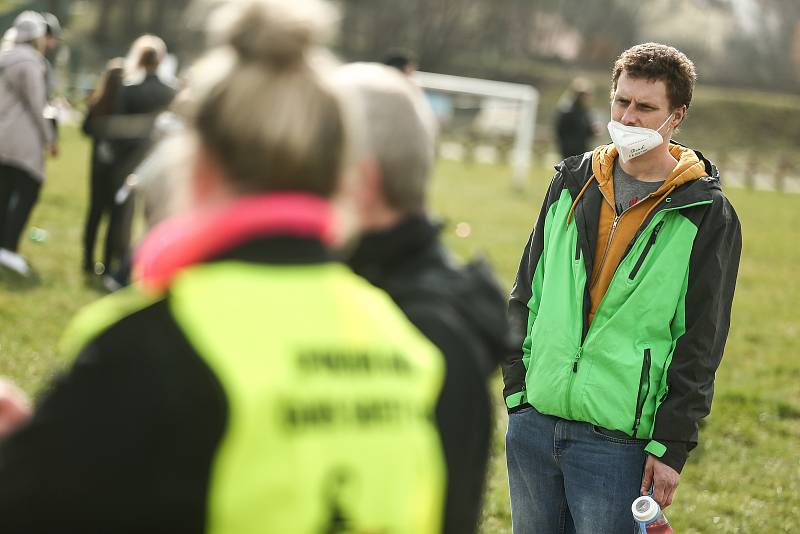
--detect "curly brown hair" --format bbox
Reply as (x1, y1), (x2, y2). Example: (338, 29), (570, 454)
(611, 43), (697, 110)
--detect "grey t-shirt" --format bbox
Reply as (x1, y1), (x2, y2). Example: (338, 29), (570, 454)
(613, 161), (664, 214)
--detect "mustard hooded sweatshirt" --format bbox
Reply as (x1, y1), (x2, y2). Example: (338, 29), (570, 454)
(578, 144), (710, 322)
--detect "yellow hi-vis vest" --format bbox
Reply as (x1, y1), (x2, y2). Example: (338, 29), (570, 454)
(165, 261), (446, 533)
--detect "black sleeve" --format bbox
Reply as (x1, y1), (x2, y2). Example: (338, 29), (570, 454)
(503, 176), (562, 411)
(648, 193), (742, 472)
(115, 85), (130, 115)
(402, 301), (491, 534)
(81, 108), (94, 136)
(554, 110), (568, 154)
(0, 301), (227, 534)
(582, 110), (595, 139)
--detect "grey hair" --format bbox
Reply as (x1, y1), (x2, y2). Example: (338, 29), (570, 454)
(332, 62), (437, 214)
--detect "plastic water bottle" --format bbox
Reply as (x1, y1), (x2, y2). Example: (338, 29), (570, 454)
(29, 227), (48, 243)
(632, 496), (674, 533)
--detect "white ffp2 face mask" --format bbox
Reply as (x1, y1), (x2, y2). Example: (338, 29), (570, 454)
(607, 113), (673, 162)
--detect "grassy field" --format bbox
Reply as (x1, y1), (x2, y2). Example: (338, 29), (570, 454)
(1, 126), (799, 532)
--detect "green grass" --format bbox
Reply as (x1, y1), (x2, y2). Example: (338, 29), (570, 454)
(1, 127), (799, 532)
(0, 126), (103, 392)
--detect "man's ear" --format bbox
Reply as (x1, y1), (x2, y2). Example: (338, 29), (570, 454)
(672, 105), (687, 129)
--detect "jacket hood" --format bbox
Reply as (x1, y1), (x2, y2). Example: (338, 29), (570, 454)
(0, 43), (43, 69)
(591, 142), (708, 196)
(350, 217), (512, 374)
(565, 142), (715, 223)
(447, 256), (513, 371)
(134, 193), (335, 292)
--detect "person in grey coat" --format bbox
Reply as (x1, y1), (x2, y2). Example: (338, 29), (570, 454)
(0, 11), (56, 276)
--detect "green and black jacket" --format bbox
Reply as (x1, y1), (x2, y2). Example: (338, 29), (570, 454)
(503, 145), (742, 472)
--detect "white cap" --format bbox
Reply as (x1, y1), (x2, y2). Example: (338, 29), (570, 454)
(42, 12), (61, 37)
(2, 28), (16, 47)
(632, 495), (660, 523)
(12, 11), (46, 43)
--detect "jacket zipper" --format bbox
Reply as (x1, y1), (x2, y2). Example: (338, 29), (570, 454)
(628, 221), (665, 280)
(565, 346), (583, 419)
(632, 348), (652, 438)
(589, 215), (620, 288)
(589, 185), (655, 289)
(589, 199), (713, 327)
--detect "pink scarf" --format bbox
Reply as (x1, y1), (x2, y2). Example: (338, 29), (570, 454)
(134, 193), (335, 292)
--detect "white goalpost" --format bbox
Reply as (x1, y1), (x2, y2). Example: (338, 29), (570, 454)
(413, 71), (539, 189)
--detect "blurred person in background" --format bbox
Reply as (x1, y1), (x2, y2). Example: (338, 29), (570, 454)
(105, 34), (176, 288)
(337, 62), (510, 534)
(127, 119), (193, 230)
(42, 13), (61, 55)
(0, 21), (16, 51)
(119, 74), (195, 231)
(0, 11), (56, 276)
(42, 12), (62, 146)
(123, 33), (168, 85)
(81, 58), (125, 275)
(0, 1), (453, 532)
(383, 47), (417, 77)
(554, 77), (600, 160)
(504, 43), (741, 533)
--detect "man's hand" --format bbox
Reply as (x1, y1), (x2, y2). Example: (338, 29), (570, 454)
(641, 454), (680, 508)
(48, 143), (59, 158)
(0, 378), (32, 440)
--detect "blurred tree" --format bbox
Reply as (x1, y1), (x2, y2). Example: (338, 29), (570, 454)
(336, 0), (640, 75)
(85, 0), (190, 51)
(93, 0), (112, 44)
(44, 0), (69, 21)
(558, 0), (641, 64)
(759, 0), (800, 87)
(717, 0), (800, 90)
(338, 0), (486, 71)
(7, 0), (795, 92)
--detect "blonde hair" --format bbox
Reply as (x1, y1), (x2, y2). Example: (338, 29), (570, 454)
(188, 0), (351, 198)
(124, 34), (167, 79)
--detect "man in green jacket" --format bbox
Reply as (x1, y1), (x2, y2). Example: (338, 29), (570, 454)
(503, 43), (742, 533)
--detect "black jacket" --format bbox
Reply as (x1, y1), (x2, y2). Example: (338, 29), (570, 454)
(118, 74), (175, 117)
(113, 74), (175, 176)
(554, 101), (595, 159)
(349, 216), (512, 534)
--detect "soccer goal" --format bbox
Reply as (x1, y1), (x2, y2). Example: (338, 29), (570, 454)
(413, 71), (539, 189)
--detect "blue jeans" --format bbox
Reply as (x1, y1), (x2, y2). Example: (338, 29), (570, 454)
(506, 406), (646, 534)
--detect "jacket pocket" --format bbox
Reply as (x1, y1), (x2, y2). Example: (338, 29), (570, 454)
(591, 425), (648, 445)
(628, 222), (664, 280)
(502, 358), (528, 396)
(631, 348), (651, 438)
